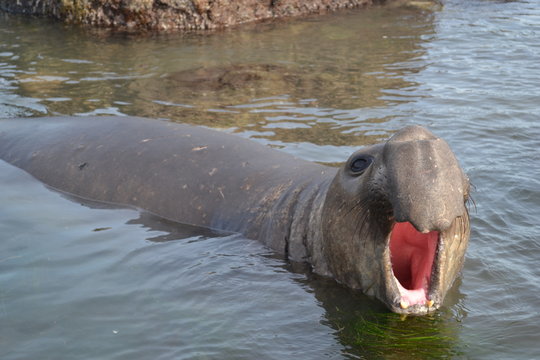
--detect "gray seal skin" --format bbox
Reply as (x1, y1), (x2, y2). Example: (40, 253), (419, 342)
(0, 116), (470, 315)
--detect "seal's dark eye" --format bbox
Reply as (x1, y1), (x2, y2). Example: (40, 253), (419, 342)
(350, 155), (373, 175)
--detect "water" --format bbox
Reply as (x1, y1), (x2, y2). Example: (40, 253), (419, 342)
(1, 0), (539, 358)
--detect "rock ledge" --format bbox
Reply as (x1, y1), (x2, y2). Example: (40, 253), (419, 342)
(0, 0), (390, 31)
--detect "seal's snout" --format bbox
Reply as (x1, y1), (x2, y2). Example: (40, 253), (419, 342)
(383, 126), (468, 233)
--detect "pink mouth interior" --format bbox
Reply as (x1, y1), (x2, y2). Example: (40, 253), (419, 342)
(389, 222), (438, 306)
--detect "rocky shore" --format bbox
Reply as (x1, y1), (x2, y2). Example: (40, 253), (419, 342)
(0, 0), (393, 32)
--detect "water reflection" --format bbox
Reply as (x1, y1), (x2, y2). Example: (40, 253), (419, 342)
(126, 212), (231, 243)
(2, 6), (436, 162)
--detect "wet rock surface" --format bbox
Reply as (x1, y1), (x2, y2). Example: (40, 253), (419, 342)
(0, 0), (387, 31)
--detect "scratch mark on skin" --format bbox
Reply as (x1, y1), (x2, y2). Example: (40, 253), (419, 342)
(192, 146), (208, 152)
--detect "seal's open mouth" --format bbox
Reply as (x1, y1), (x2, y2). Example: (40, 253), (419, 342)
(389, 222), (439, 310)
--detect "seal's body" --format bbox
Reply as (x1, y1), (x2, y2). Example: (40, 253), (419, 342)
(0, 116), (470, 315)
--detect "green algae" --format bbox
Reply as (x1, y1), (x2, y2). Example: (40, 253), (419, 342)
(331, 311), (466, 359)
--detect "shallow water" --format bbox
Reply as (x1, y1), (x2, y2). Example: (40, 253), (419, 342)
(1, 0), (539, 358)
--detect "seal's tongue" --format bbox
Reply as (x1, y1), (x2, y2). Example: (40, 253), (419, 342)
(390, 222), (438, 307)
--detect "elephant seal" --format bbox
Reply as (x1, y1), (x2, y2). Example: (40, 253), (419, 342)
(0, 116), (470, 315)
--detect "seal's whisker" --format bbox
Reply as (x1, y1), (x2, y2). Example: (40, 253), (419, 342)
(343, 196), (366, 218)
(467, 194), (477, 214)
(351, 199), (373, 246)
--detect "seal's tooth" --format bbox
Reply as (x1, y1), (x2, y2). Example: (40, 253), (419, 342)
(400, 300), (409, 309)
(427, 299), (434, 307)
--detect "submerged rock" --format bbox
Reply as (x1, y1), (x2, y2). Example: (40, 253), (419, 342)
(0, 0), (390, 32)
